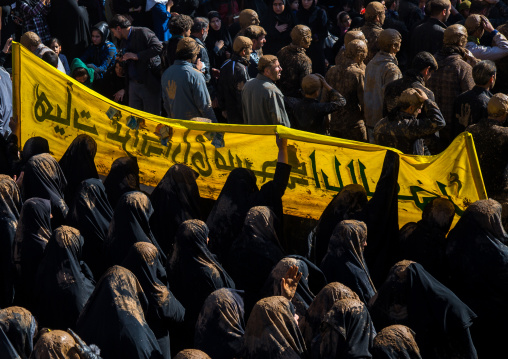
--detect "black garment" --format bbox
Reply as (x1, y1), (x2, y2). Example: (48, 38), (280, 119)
(103, 156), (140, 209)
(409, 18), (446, 61)
(217, 54), (250, 124)
(167, 220), (235, 349)
(67, 178), (113, 279)
(370, 261), (477, 359)
(320, 220), (376, 306)
(297, 1), (328, 75)
(313, 298), (375, 359)
(194, 288), (245, 359)
(398, 0), (423, 32)
(13, 136), (49, 177)
(12, 198), (51, 310)
(299, 282), (360, 350)
(0, 327), (19, 359)
(58, 134), (99, 207)
(446, 199), (508, 359)
(161, 36), (181, 72)
(33, 226), (95, 330)
(106, 191), (166, 266)
(173, 0), (199, 16)
(149, 164), (201, 258)
(205, 17), (233, 70)
(0, 175), (22, 308)
(191, 36), (211, 83)
(0, 306), (37, 359)
(383, 10), (410, 71)
(76, 265), (164, 359)
(452, 86), (491, 138)
(244, 296), (307, 359)
(262, 0), (296, 56)
(371, 325), (422, 359)
(22, 153), (68, 227)
(93, 64), (128, 105)
(122, 242), (185, 359)
(80, 0), (105, 27)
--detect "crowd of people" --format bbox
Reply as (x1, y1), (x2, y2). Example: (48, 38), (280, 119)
(1, 0), (508, 357)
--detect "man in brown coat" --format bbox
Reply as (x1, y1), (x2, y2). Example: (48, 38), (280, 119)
(361, 1), (386, 64)
(427, 24), (475, 146)
(335, 30), (367, 71)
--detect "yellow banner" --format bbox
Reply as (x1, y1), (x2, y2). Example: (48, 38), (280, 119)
(12, 43), (487, 226)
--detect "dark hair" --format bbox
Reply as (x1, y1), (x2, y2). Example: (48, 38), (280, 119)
(473, 60), (496, 85)
(191, 17), (209, 33)
(72, 67), (89, 80)
(412, 51), (438, 72)
(169, 15), (194, 35)
(385, 0), (397, 10)
(42, 51), (59, 68)
(108, 14), (131, 29)
(470, 0), (489, 13)
(207, 11), (221, 21)
(47, 37), (61, 47)
(429, 0), (451, 16)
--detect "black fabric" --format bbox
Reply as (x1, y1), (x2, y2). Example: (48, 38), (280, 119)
(0, 306), (37, 359)
(58, 134), (99, 207)
(33, 226), (95, 330)
(205, 15), (233, 70)
(0, 175), (22, 308)
(0, 327), (19, 359)
(288, 254), (327, 297)
(103, 156), (140, 209)
(194, 288), (245, 359)
(167, 220), (235, 348)
(371, 325), (422, 359)
(67, 178), (113, 279)
(12, 198), (51, 310)
(320, 220), (376, 306)
(106, 191), (166, 266)
(244, 296), (307, 359)
(313, 298), (375, 359)
(14, 137), (49, 176)
(122, 242), (185, 359)
(22, 153), (68, 228)
(76, 265), (164, 359)
(296, 0), (328, 74)
(369, 261), (477, 359)
(150, 164), (201, 258)
(262, 0), (296, 56)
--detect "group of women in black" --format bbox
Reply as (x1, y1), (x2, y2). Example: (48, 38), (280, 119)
(0, 132), (506, 359)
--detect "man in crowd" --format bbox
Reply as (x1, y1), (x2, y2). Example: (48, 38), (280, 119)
(242, 55), (290, 126)
(465, 14), (508, 60)
(335, 30), (367, 70)
(190, 17), (211, 84)
(243, 25), (267, 78)
(362, 1), (386, 64)
(162, 14), (194, 71)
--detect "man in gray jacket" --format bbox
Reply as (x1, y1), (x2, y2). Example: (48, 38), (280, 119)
(465, 14), (508, 61)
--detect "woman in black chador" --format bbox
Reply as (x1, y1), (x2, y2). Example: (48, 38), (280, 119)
(103, 156), (140, 209)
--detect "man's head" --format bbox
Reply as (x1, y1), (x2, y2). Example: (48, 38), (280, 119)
(301, 74), (322, 98)
(191, 17), (209, 41)
(465, 14), (488, 38)
(258, 55), (282, 82)
(233, 36), (253, 59)
(378, 29), (402, 53)
(469, 0), (489, 16)
(175, 37), (201, 62)
(398, 88), (426, 116)
(239, 9), (260, 29)
(473, 60), (497, 89)
(244, 25), (267, 51)
(345, 39), (368, 64)
(169, 15), (194, 37)
(291, 25), (312, 49)
(385, 0), (399, 11)
(42, 51), (59, 68)
(344, 30), (367, 47)
(20, 32), (41, 52)
(488, 93), (508, 121)
(428, 0), (451, 22)
(364, 2), (386, 25)
(443, 24), (468, 47)
(108, 15), (131, 40)
(412, 51), (438, 82)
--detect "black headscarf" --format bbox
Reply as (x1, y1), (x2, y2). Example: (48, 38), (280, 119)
(262, 0), (296, 55)
(0, 327), (19, 358)
(0, 306), (37, 359)
(103, 156), (140, 209)
(66, 178), (113, 279)
(320, 220), (376, 305)
(22, 153), (68, 227)
(0, 175), (22, 308)
(313, 298), (376, 359)
(12, 198), (51, 309)
(106, 191), (166, 266)
(194, 288), (245, 359)
(244, 296), (307, 359)
(15, 137), (49, 176)
(122, 242), (185, 359)
(150, 164), (201, 257)
(76, 266), (163, 359)
(58, 134), (99, 206)
(371, 325), (422, 359)
(369, 261), (477, 359)
(205, 11), (233, 69)
(33, 226), (95, 330)
(299, 282), (360, 349)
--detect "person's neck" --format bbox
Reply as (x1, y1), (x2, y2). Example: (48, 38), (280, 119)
(122, 27), (131, 40)
(192, 33), (203, 41)
(431, 15), (445, 23)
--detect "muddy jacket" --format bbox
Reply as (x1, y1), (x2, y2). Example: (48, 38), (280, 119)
(364, 51), (402, 128)
(217, 54), (250, 124)
(277, 44), (313, 97)
(374, 99), (445, 155)
(383, 70), (435, 115)
(452, 86), (491, 138)
(361, 22), (383, 65)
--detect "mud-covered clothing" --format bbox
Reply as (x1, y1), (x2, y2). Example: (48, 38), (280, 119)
(409, 17), (446, 60)
(217, 54), (250, 124)
(361, 21), (383, 65)
(374, 99), (446, 154)
(364, 51), (402, 129)
(466, 31), (508, 61)
(284, 89), (346, 134)
(426, 46), (475, 145)
(383, 70), (435, 115)
(277, 44), (312, 97)
(326, 61), (367, 141)
(452, 86), (491, 138)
